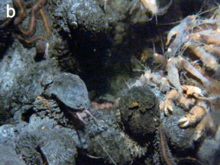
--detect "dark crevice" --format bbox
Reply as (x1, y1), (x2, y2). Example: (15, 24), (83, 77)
(36, 146), (49, 165)
(22, 108), (35, 122)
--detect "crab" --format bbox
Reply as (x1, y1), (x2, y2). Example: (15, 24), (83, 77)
(159, 85), (201, 115)
(154, 13), (220, 141)
(178, 99), (216, 141)
(165, 14), (219, 73)
(159, 85), (216, 141)
(153, 54), (210, 93)
(136, 12), (219, 141)
(140, 52), (210, 94)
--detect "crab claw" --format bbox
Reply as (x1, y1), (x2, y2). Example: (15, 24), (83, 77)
(178, 102), (207, 129)
(178, 117), (189, 128)
(160, 100), (173, 116)
(164, 101), (173, 115)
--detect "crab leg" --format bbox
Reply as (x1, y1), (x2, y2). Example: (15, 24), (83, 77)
(204, 44), (220, 57)
(166, 15), (196, 46)
(160, 89), (181, 115)
(198, 34), (220, 45)
(167, 57), (183, 93)
(76, 110), (98, 123)
(193, 113), (216, 141)
(76, 112), (86, 123)
(185, 41), (219, 71)
(84, 109), (98, 121)
(178, 58), (210, 87)
(166, 25), (180, 46)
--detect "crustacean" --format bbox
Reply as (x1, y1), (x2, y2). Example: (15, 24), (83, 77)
(138, 10), (220, 141)
(146, 54), (211, 93)
(158, 10), (220, 140)
(139, 69), (170, 92)
(129, 0), (172, 24)
(165, 7), (219, 57)
(153, 10), (220, 91)
(140, 0), (172, 23)
(159, 85), (216, 141)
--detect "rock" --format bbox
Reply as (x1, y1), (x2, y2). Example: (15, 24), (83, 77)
(16, 116), (77, 165)
(119, 85), (160, 143)
(43, 72), (90, 111)
(0, 143), (26, 165)
(0, 124), (25, 165)
(0, 40), (60, 123)
(85, 108), (147, 164)
(162, 106), (196, 154)
(55, 0), (107, 33)
(197, 126), (220, 165)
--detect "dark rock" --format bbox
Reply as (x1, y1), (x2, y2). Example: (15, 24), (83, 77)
(0, 143), (26, 165)
(55, 0), (108, 33)
(0, 124), (25, 165)
(16, 117), (77, 165)
(33, 96), (68, 126)
(43, 72), (90, 111)
(85, 108), (148, 165)
(197, 126), (220, 165)
(162, 106), (196, 155)
(119, 85), (160, 143)
(0, 41), (60, 123)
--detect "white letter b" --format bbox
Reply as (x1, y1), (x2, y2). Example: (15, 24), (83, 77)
(7, 4), (15, 18)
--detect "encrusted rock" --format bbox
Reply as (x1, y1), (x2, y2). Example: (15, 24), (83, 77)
(162, 105), (196, 154)
(16, 117), (77, 165)
(43, 72), (90, 110)
(119, 85), (160, 143)
(55, 0), (108, 33)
